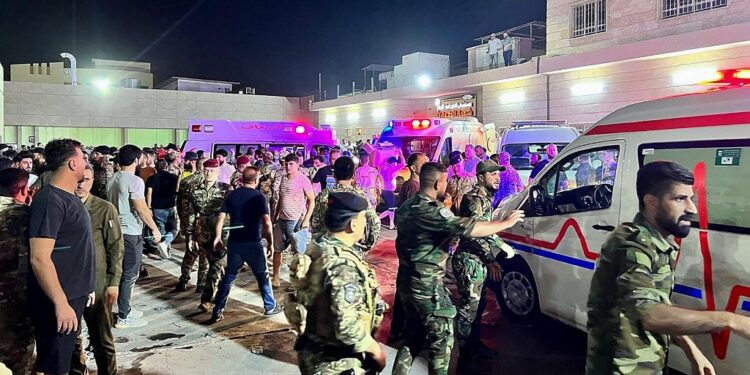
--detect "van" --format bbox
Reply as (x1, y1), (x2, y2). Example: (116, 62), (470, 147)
(181, 120), (337, 160)
(498, 121), (580, 182)
(494, 86), (750, 374)
(368, 117), (496, 167)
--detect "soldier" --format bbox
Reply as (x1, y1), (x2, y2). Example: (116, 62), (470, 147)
(453, 160), (513, 354)
(71, 165), (123, 375)
(445, 151), (476, 213)
(310, 157), (380, 253)
(391, 162), (524, 375)
(174, 155), (209, 292)
(190, 159), (231, 311)
(230, 155), (252, 189)
(258, 151), (281, 213)
(90, 145), (114, 200)
(0, 169), (34, 375)
(286, 192), (387, 375)
(586, 161), (750, 375)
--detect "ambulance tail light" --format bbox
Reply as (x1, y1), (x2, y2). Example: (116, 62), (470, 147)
(295, 125), (305, 134)
(191, 124), (201, 132)
(733, 70), (750, 80)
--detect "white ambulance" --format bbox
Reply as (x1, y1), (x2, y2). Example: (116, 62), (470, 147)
(494, 81), (750, 374)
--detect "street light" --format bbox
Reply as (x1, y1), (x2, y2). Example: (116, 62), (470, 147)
(417, 74), (432, 89)
(93, 78), (110, 92)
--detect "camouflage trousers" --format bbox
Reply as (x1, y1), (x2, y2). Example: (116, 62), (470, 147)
(195, 217), (229, 304)
(297, 349), (369, 375)
(178, 232), (208, 286)
(0, 304), (35, 375)
(392, 287), (455, 375)
(452, 252), (487, 348)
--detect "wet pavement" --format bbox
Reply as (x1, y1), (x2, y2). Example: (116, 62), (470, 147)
(79, 229), (591, 374)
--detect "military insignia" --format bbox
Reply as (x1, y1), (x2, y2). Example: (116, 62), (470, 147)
(439, 208), (454, 218)
(344, 284), (357, 303)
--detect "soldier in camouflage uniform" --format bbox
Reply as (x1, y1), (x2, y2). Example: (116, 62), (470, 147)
(175, 155), (209, 292)
(230, 155), (252, 189)
(258, 151), (281, 213)
(286, 192), (387, 375)
(190, 159), (231, 311)
(392, 162), (524, 375)
(586, 161), (750, 375)
(0, 169), (34, 375)
(453, 160), (515, 351)
(310, 157), (380, 253)
(445, 151), (477, 214)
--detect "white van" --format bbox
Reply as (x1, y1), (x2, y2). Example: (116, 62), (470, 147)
(498, 121), (580, 182)
(494, 86), (750, 374)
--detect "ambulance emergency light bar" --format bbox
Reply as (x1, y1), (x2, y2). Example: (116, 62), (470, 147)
(383, 119), (442, 131)
(687, 68), (750, 86)
(191, 123), (307, 134)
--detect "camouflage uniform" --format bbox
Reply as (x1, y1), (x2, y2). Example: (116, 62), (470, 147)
(286, 235), (385, 375)
(310, 183), (381, 252)
(258, 163), (281, 214)
(445, 173), (476, 214)
(392, 193), (477, 375)
(190, 180), (231, 304)
(230, 170), (243, 190)
(586, 213), (678, 375)
(0, 197), (34, 375)
(177, 172), (208, 287)
(453, 185), (508, 347)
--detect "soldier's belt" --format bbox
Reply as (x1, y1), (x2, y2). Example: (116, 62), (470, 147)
(295, 335), (361, 359)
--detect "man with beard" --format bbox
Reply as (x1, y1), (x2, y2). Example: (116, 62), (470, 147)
(453, 160), (515, 356)
(391, 162), (524, 375)
(585, 161), (750, 375)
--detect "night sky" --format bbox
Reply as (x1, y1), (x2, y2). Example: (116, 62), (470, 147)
(0, 0), (545, 97)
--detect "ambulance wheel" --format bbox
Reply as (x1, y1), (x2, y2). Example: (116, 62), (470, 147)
(494, 257), (540, 323)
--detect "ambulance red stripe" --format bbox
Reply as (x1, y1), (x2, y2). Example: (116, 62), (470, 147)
(586, 111), (750, 135)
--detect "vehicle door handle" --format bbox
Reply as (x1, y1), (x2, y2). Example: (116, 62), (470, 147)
(592, 224), (615, 232)
(520, 221), (533, 230)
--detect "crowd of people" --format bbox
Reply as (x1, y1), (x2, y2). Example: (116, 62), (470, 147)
(2, 136), (747, 375)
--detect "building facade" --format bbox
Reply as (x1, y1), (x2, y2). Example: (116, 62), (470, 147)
(312, 0), (750, 144)
(2, 81), (314, 147)
(10, 59), (154, 89)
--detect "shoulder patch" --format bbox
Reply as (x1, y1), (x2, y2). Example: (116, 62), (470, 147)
(439, 208), (454, 218)
(344, 284), (357, 303)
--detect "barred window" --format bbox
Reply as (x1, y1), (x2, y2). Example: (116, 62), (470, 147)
(572, 0), (607, 38)
(662, 0), (727, 19)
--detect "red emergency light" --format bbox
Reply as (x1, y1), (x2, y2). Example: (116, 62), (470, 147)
(700, 69), (750, 86)
(191, 124), (201, 132)
(295, 125), (306, 134)
(410, 119), (431, 129)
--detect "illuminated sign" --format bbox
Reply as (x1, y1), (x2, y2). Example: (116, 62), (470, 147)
(437, 94), (476, 118)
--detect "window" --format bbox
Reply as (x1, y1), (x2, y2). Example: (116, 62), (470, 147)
(661, 0), (727, 19)
(502, 142), (571, 171)
(439, 137), (453, 165)
(640, 140), (750, 234)
(400, 137), (440, 161)
(572, 0), (607, 38)
(533, 147), (619, 215)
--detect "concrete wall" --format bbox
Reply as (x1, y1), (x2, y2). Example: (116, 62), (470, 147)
(319, 98), (434, 141)
(2, 81), (314, 147)
(10, 61), (154, 88)
(547, 0), (750, 56)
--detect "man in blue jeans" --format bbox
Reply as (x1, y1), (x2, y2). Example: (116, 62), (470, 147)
(146, 159), (179, 258)
(209, 166), (282, 322)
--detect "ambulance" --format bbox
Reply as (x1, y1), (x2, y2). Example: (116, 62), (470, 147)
(493, 75), (750, 374)
(497, 120), (580, 182)
(367, 117), (496, 167)
(181, 120), (337, 160)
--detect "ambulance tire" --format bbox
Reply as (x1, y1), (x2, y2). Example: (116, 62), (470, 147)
(493, 257), (540, 324)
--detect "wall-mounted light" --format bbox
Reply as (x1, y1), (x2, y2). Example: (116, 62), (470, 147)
(570, 81), (604, 96)
(500, 91), (526, 104)
(672, 67), (721, 85)
(347, 112), (360, 121)
(417, 74), (432, 89)
(93, 78), (110, 91)
(324, 114), (336, 123)
(372, 108), (386, 118)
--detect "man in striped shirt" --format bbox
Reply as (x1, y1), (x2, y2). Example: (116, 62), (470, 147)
(272, 153), (315, 287)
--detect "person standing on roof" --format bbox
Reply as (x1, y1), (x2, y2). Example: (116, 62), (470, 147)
(502, 32), (513, 67)
(486, 33), (502, 69)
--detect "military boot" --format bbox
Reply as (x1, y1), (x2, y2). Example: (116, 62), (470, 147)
(174, 280), (188, 292)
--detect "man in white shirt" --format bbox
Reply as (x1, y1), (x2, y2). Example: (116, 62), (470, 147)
(214, 149), (235, 185)
(486, 33), (502, 69)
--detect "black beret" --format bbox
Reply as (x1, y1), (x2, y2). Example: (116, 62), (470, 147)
(184, 151), (199, 161)
(449, 151), (463, 166)
(325, 192), (368, 232)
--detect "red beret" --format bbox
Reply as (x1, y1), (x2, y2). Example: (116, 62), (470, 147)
(203, 159), (220, 168)
(237, 155), (251, 165)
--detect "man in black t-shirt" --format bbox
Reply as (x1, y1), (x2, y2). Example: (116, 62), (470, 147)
(28, 139), (96, 375)
(312, 149), (340, 192)
(146, 160), (179, 254)
(209, 166), (281, 322)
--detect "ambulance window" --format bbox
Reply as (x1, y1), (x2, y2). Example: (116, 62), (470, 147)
(239, 144), (262, 155)
(640, 141), (750, 234)
(214, 144), (237, 158)
(535, 147), (619, 215)
(440, 138), (453, 165)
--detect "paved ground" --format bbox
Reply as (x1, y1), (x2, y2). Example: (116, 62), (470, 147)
(80, 229), (589, 374)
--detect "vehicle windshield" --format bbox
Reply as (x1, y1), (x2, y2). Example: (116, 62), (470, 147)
(502, 143), (569, 170)
(400, 137), (440, 160)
